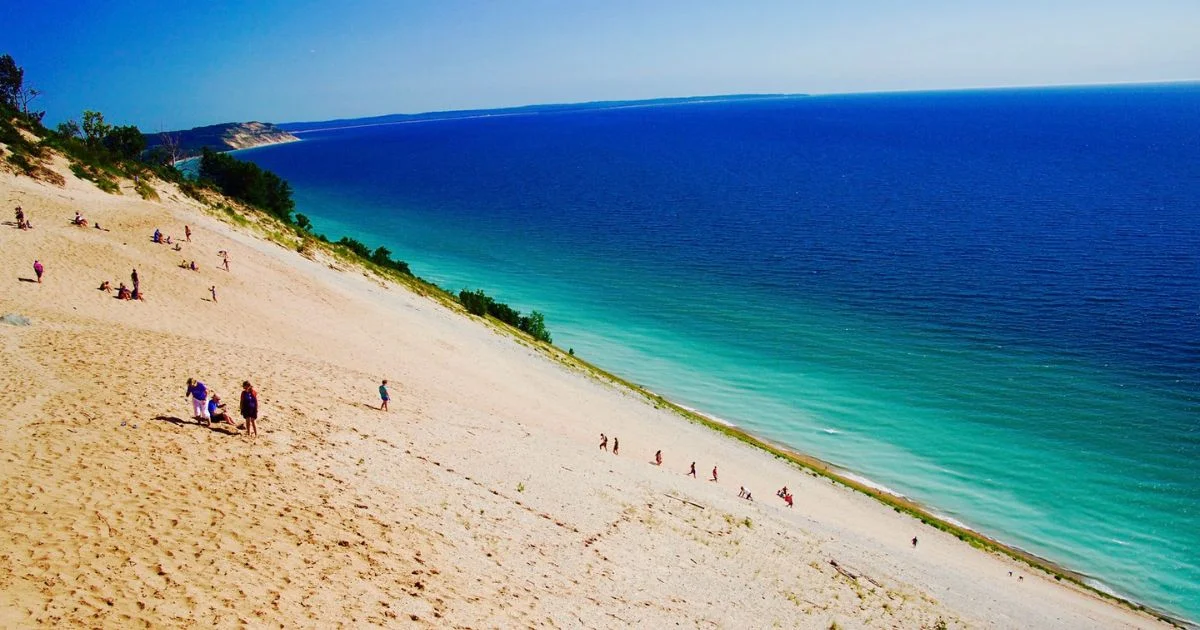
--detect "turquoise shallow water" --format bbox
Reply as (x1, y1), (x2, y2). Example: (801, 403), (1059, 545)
(244, 87), (1200, 620)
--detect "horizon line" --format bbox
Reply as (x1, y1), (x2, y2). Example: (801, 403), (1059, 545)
(277, 78), (1200, 129)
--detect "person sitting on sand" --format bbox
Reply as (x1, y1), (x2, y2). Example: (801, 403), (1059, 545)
(207, 394), (237, 430)
(72, 212), (88, 227)
(131, 286), (144, 301)
(99, 280), (111, 292)
(777, 486), (788, 498)
(165, 235), (173, 245)
(153, 228), (162, 243)
(785, 493), (794, 508)
(189, 261), (198, 271)
(116, 283), (130, 300)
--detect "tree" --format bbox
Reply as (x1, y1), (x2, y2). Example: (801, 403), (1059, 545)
(56, 119), (81, 139)
(158, 131), (183, 166)
(0, 54), (22, 110)
(294, 213), (312, 232)
(18, 86), (40, 116)
(82, 110), (111, 148)
(103, 124), (146, 160)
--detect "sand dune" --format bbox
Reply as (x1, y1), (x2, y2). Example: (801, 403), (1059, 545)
(0, 159), (1168, 627)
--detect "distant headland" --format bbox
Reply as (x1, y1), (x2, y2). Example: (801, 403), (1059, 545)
(143, 121), (299, 159)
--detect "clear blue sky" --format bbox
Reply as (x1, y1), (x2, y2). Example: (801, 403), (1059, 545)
(4, 0), (1197, 130)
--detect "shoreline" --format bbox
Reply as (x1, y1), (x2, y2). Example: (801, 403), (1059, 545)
(537, 342), (1188, 626)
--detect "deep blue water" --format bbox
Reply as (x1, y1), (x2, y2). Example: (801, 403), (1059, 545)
(242, 85), (1200, 620)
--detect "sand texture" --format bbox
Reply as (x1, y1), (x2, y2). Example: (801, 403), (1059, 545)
(0, 159), (1171, 628)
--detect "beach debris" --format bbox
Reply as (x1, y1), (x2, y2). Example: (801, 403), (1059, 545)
(664, 494), (705, 509)
(0, 313), (32, 326)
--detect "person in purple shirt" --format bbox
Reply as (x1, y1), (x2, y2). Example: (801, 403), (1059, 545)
(33, 260), (43, 283)
(185, 378), (209, 424)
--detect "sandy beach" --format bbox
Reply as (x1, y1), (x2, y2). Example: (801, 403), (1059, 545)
(0, 157), (1172, 628)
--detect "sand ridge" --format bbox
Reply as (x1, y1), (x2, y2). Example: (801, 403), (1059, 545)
(0, 159), (1170, 627)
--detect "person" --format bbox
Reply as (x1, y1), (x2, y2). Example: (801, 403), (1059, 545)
(189, 261), (197, 271)
(785, 493), (794, 508)
(116, 283), (131, 300)
(72, 212), (87, 227)
(240, 381), (259, 438)
(131, 269), (139, 292)
(738, 486), (746, 498)
(32, 260), (43, 283)
(185, 225), (192, 242)
(777, 486), (788, 498)
(209, 285), (217, 302)
(153, 228), (162, 243)
(165, 235), (173, 245)
(612, 437), (619, 455)
(208, 394), (237, 430)
(378, 379), (390, 411)
(745, 491), (753, 501)
(221, 251), (230, 272)
(912, 537), (918, 549)
(711, 465), (718, 482)
(131, 286), (144, 301)
(688, 462), (696, 477)
(599, 433), (607, 451)
(98, 280), (111, 292)
(15, 206), (26, 229)
(655, 450), (662, 466)
(185, 378), (209, 424)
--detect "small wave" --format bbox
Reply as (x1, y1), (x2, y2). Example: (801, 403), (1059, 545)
(821, 427), (841, 435)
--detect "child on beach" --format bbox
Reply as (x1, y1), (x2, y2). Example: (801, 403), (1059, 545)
(379, 379), (390, 411)
(240, 381), (259, 438)
(32, 260), (43, 283)
(185, 378), (210, 424)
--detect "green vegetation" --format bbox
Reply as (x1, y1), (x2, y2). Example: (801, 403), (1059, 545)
(458, 288), (552, 343)
(198, 147), (294, 222)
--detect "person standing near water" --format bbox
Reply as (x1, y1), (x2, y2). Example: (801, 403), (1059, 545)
(379, 379), (390, 411)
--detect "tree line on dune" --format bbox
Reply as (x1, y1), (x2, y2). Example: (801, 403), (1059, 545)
(1, 51), (556, 346)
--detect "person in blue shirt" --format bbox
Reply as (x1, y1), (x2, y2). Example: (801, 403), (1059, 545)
(185, 378), (209, 425)
(379, 379), (390, 411)
(207, 394), (236, 430)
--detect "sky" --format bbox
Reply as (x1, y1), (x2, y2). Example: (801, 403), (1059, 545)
(3, 0), (1197, 130)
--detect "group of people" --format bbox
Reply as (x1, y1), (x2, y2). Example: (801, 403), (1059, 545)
(15, 206), (32, 230)
(100, 268), (144, 300)
(185, 378), (260, 438)
(600, 433), (800, 509)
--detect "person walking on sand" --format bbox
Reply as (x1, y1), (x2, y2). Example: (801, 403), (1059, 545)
(711, 465), (719, 482)
(221, 251), (230, 272)
(655, 450), (662, 466)
(209, 285), (217, 303)
(32, 260), (43, 283)
(612, 437), (619, 455)
(912, 536), (918, 549)
(240, 381), (259, 439)
(599, 433), (607, 451)
(378, 379), (390, 411)
(185, 378), (209, 424)
(131, 268), (139, 292)
(688, 462), (696, 477)
(185, 225), (192, 242)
